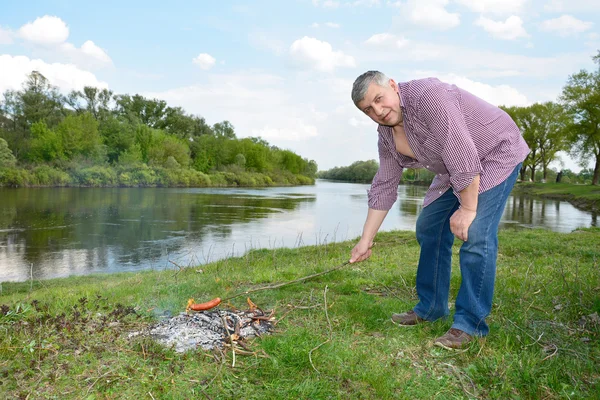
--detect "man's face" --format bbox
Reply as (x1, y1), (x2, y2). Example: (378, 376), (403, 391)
(356, 79), (402, 127)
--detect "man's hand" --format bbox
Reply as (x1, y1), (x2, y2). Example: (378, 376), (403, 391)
(350, 239), (374, 263)
(450, 207), (477, 241)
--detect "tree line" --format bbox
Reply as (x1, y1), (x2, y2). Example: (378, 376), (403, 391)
(0, 71), (317, 187)
(319, 51), (600, 186)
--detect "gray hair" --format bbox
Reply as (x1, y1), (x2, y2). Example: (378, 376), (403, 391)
(351, 71), (389, 105)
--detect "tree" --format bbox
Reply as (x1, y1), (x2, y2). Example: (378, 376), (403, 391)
(560, 51), (600, 185)
(56, 112), (103, 161)
(501, 106), (530, 181)
(28, 122), (64, 162)
(0, 71), (65, 159)
(501, 103), (570, 181)
(213, 121), (236, 139)
(0, 137), (16, 167)
(66, 87), (114, 121)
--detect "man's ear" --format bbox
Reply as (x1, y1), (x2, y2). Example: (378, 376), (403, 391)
(388, 78), (397, 91)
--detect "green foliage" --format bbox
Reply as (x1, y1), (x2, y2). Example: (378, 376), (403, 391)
(0, 167), (34, 187)
(402, 168), (436, 183)
(147, 133), (190, 168)
(319, 160), (379, 183)
(0, 71), (317, 187)
(72, 166), (117, 186)
(560, 51), (600, 185)
(28, 121), (64, 162)
(99, 115), (136, 163)
(0, 137), (16, 167)
(502, 102), (571, 181)
(56, 112), (103, 161)
(31, 165), (70, 186)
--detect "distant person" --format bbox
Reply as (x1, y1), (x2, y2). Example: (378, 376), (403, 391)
(348, 71), (530, 349)
(556, 170), (563, 183)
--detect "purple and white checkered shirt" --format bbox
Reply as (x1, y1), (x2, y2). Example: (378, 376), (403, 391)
(368, 77), (530, 210)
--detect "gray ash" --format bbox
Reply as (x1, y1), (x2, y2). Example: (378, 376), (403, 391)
(129, 308), (274, 353)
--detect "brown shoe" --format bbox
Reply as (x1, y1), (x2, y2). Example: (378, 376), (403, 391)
(434, 328), (473, 350)
(391, 310), (424, 326)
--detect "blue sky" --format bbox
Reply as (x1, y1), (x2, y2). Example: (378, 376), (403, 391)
(1, 0), (599, 171)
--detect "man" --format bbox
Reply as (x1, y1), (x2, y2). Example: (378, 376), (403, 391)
(349, 71), (529, 350)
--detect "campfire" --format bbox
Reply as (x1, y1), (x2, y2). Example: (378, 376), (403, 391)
(130, 299), (275, 353)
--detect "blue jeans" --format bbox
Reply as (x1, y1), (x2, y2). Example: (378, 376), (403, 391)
(412, 164), (521, 336)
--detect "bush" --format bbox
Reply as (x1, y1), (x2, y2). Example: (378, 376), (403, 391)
(0, 167), (33, 187)
(72, 166), (117, 186)
(31, 165), (70, 186)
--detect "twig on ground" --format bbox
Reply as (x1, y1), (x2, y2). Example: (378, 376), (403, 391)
(85, 370), (113, 396)
(442, 362), (478, 399)
(169, 260), (185, 278)
(309, 285), (332, 373)
(542, 344), (558, 362)
(219, 313), (236, 368)
(224, 262), (349, 302)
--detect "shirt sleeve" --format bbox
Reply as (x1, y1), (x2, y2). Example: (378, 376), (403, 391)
(418, 84), (482, 193)
(367, 133), (403, 210)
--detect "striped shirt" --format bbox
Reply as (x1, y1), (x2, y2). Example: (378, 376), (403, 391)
(368, 77), (530, 210)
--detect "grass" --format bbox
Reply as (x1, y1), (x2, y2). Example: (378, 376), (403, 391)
(1, 228), (599, 399)
(513, 182), (600, 213)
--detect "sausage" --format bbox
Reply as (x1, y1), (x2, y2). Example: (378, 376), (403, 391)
(187, 297), (222, 311)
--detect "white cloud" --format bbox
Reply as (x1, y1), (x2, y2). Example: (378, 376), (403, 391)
(145, 72), (323, 143)
(80, 40), (111, 63)
(192, 53), (216, 70)
(365, 33), (410, 48)
(475, 16), (529, 40)
(14, 16), (112, 68)
(349, 115), (373, 127)
(18, 15), (69, 45)
(289, 36), (355, 72)
(252, 123), (318, 141)
(0, 26), (14, 45)
(543, 0), (600, 12)
(313, 0), (341, 8)
(454, 0), (527, 15)
(399, 0), (461, 30)
(313, 0), (380, 7)
(540, 15), (593, 37)
(359, 37), (587, 80)
(0, 54), (108, 94)
(413, 71), (529, 106)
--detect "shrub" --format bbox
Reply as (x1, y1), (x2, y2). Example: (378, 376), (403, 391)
(31, 165), (70, 186)
(72, 166), (117, 186)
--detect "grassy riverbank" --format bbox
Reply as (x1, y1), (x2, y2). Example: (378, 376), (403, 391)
(0, 165), (315, 188)
(1, 228), (599, 399)
(513, 182), (600, 213)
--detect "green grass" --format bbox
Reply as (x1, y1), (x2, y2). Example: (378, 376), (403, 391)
(513, 182), (600, 213)
(1, 228), (599, 399)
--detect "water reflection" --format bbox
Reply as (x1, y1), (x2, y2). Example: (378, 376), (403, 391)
(502, 194), (596, 232)
(0, 188), (315, 281)
(0, 182), (595, 282)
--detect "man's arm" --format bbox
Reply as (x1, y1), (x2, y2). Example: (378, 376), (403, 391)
(450, 174), (479, 241)
(350, 208), (388, 263)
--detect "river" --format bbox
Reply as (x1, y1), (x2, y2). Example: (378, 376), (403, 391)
(0, 180), (596, 282)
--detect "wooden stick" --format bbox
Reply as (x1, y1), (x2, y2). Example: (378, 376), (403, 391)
(222, 261), (350, 302)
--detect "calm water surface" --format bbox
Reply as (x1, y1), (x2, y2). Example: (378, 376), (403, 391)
(0, 180), (596, 281)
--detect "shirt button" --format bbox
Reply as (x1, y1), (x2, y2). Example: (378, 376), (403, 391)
(439, 191), (442, 194)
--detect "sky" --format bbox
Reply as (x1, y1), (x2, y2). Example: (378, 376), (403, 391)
(1, 0), (599, 172)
